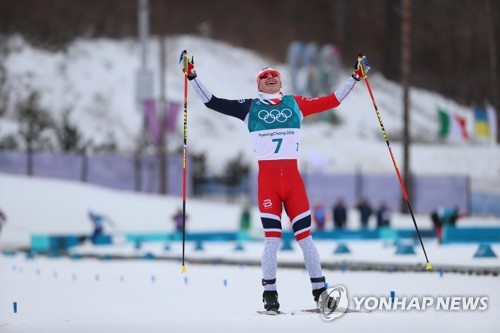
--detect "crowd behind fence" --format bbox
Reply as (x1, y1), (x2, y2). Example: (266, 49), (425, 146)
(248, 171), (469, 215)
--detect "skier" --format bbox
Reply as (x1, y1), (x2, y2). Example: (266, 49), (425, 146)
(181, 51), (370, 312)
(87, 210), (115, 244)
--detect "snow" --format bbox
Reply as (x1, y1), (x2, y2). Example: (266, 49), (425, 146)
(1, 249), (499, 333)
(1, 172), (500, 332)
(1, 35), (500, 332)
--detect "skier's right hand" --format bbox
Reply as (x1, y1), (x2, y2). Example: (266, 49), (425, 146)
(352, 54), (371, 81)
(180, 50), (197, 81)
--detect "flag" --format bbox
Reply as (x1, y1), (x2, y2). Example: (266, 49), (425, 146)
(165, 101), (181, 134)
(438, 108), (468, 141)
(474, 107), (489, 140)
(144, 99), (160, 146)
(486, 103), (498, 143)
(144, 99), (182, 146)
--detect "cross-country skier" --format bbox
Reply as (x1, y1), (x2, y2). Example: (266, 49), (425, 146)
(87, 210), (115, 244)
(181, 51), (370, 312)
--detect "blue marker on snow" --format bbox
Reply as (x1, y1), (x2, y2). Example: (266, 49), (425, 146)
(223, 279), (228, 287)
(390, 291), (395, 303)
(13, 302), (17, 313)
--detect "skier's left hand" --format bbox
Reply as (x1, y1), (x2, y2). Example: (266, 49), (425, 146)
(180, 50), (197, 81)
(352, 54), (371, 81)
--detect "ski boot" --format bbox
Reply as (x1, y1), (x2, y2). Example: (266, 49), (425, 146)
(313, 287), (338, 311)
(262, 290), (280, 311)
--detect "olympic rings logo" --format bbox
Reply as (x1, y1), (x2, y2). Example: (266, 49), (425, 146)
(257, 108), (293, 124)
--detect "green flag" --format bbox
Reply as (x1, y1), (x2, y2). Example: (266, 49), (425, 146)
(438, 108), (450, 138)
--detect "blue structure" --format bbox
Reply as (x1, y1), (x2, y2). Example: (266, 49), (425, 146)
(25, 250), (37, 259)
(395, 244), (416, 255)
(443, 227), (500, 244)
(2, 249), (16, 257)
(280, 237), (294, 251)
(473, 244), (497, 258)
(194, 240), (204, 251)
(142, 252), (156, 260)
(29, 226), (499, 254)
(234, 242), (245, 251)
(333, 243), (351, 254)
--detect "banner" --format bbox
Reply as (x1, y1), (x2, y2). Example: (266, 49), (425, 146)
(144, 99), (160, 146)
(144, 99), (182, 146)
(166, 100), (181, 134)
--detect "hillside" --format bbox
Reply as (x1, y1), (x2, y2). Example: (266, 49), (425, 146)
(1, 0), (498, 107)
(0, 35), (499, 190)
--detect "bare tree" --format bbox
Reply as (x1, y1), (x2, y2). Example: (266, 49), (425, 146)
(16, 91), (54, 175)
(55, 108), (83, 152)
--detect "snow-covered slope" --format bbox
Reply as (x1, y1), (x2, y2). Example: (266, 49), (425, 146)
(1, 34), (499, 185)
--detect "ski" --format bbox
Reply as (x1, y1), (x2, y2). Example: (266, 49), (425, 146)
(256, 310), (286, 315)
(301, 307), (369, 314)
(257, 307), (367, 315)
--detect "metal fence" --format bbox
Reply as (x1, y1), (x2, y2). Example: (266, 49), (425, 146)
(249, 171), (470, 215)
(0, 151), (485, 216)
(0, 151), (190, 196)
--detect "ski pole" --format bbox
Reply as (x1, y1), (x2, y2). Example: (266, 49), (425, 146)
(179, 50), (189, 273)
(358, 55), (432, 271)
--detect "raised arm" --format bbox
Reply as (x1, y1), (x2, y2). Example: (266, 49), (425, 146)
(191, 77), (251, 121)
(181, 53), (251, 121)
(295, 54), (371, 117)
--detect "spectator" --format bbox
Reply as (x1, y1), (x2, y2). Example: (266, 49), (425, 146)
(376, 202), (390, 228)
(356, 198), (372, 229)
(312, 202), (326, 231)
(172, 208), (185, 233)
(332, 198), (347, 229)
(240, 204), (251, 232)
(0, 208), (7, 236)
(238, 204), (252, 242)
(431, 206), (459, 244)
